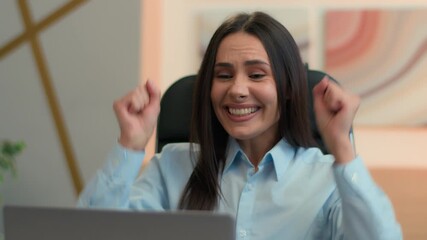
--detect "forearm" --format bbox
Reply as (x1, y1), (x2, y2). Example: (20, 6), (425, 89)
(77, 144), (145, 209)
(333, 157), (402, 240)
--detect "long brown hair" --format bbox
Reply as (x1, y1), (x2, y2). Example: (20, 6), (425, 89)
(179, 12), (315, 210)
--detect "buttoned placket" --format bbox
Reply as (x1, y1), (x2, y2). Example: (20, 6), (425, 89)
(235, 155), (260, 240)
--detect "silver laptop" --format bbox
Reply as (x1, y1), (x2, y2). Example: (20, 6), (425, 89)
(3, 205), (235, 240)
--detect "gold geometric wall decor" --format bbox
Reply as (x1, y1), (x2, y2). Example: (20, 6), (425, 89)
(0, 0), (88, 195)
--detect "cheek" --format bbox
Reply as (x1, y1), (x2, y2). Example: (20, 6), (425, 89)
(259, 85), (279, 107)
(210, 90), (221, 119)
(210, 83), (224, 106)
(263, 88), (280, 120)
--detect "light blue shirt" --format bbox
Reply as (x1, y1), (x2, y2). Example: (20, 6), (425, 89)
(78, 139), (402, 240)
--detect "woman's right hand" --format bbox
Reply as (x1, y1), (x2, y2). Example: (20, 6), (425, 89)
(113, 79), (161, 151)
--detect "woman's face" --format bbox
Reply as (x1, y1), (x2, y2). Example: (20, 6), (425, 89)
(211, 32), (280, 144)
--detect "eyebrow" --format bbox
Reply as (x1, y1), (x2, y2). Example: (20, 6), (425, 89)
(215, 59), (270, 68)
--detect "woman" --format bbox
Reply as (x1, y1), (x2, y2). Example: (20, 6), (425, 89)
(79, 12), (402, 239)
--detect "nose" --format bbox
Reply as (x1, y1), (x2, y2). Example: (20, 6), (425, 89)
(229, 76), (249, 101)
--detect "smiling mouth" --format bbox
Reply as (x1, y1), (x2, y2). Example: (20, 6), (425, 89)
(228, 107), (259, 116)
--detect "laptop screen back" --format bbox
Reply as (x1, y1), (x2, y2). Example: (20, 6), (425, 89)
(4, 205), (235, 240)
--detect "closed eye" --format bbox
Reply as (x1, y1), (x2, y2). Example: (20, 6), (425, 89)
(249, 73), (265, 80)
(216, 73), (233, 79)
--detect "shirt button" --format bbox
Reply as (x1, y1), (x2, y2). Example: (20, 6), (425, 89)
(247, 184), (253, 191)
(239, 230), (247, 237)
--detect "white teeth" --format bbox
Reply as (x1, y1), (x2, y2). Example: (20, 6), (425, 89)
(228, 107), (257, 116)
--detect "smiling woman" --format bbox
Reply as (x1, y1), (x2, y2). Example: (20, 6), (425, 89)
(211, 32), (281, 163)
(78, 11), (402, 240)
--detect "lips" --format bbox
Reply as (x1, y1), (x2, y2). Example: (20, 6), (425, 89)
(228, 107), (259, 116)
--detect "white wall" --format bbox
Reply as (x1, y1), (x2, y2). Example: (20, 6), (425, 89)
(0, 0), (141, 230)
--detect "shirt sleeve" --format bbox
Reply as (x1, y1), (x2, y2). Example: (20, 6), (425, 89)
(329, 156), (403, 240)
(76, 143), (145, 209)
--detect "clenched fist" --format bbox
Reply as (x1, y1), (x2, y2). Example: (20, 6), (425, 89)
(113, 80), (161, 151)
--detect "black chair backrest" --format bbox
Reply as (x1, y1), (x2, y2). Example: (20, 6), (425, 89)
(156, 68), (341, 154)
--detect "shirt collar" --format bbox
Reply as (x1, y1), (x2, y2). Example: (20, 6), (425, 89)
(269, 139), (296, 181)
(223, 137), (242, 173)
(223, 138), (296, 181)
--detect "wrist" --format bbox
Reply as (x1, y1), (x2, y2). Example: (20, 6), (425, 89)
(327, 137), (355, 164)
(118, 136), (146, 151)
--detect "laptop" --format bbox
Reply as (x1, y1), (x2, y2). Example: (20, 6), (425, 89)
(3, 205), (235, 240)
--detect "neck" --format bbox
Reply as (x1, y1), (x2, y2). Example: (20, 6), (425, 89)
(237, 134), (280, 167)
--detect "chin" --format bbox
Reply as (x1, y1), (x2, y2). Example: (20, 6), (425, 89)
(227, 130), (255, 141)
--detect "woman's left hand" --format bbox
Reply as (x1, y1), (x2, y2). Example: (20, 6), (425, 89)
(312, 76), (360, 164)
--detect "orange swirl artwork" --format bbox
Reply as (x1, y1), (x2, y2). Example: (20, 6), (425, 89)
(325, 9), (427, 126)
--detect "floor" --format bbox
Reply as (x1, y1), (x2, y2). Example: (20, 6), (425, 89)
(370, 168), (427, 239)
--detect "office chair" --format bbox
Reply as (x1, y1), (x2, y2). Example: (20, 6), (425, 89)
(156, 68), (353, 154)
